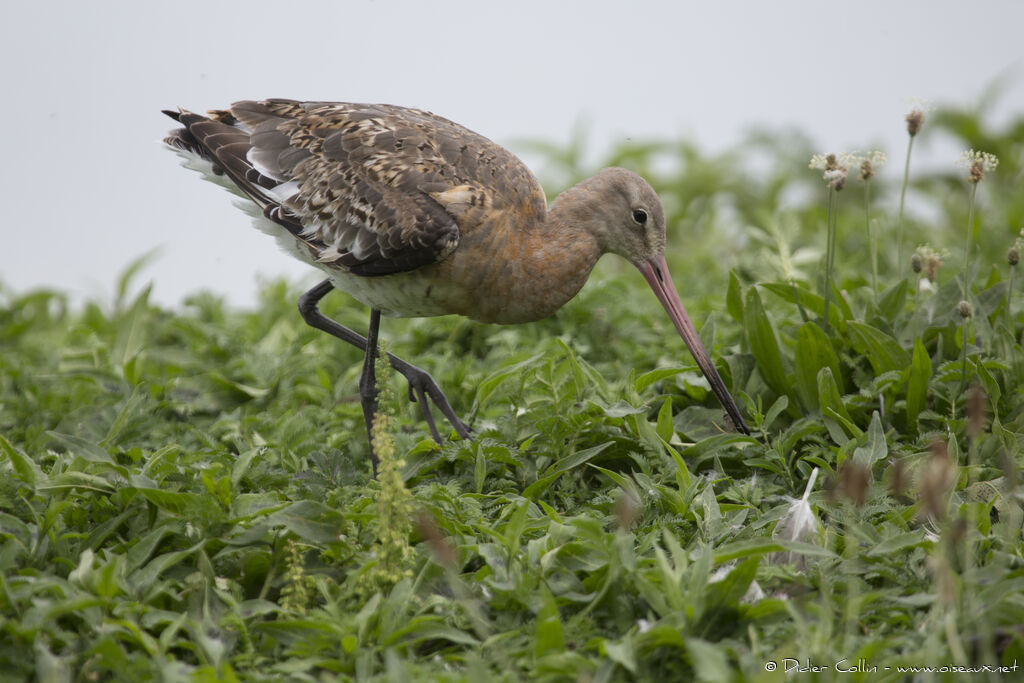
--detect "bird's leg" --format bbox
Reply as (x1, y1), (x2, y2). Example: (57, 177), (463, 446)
(359, 308), (382, 473)
(297, 280), (473, 446)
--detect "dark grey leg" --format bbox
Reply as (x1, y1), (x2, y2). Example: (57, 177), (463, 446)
(297, 280), (473, 452)
(360, 308), (382, 472)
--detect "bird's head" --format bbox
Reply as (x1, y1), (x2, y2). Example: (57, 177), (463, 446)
(563, 167), (749, 434)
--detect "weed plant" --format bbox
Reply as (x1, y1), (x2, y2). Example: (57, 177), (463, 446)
(1, 98), (1023, 680)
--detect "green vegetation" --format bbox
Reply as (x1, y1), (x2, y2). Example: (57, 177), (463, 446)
(2, 99), (1023, 681)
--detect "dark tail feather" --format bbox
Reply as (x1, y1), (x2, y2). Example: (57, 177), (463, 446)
(161, 109), (213, 162)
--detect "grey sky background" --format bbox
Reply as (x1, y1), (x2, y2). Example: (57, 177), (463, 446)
(3, 0), (1022, 308)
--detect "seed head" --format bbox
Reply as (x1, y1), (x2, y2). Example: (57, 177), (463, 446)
(810, 153), (849, 190)
(835, 462), (870, 507)
(844, 151), (886, 181)
(915, 245), (948, 284)
(906, 109), (925, 136)
(967, 384), (986, 437)
(888, 458), (909, 498)
(824, 167), (848, 191)
(958, 300), (973, 318)
(414, 511), (457, 569)
(1010, 228), (1024, 266)
(809, 153), (840, 171)
(919, 440), (955, 522)
(911, 253), (923, 274)
(958, 150), (999, 184)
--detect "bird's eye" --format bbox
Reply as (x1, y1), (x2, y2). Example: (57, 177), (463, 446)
(632, 208), (648, 225)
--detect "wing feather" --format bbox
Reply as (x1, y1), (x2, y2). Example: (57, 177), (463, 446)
(164, 99), (547, 277)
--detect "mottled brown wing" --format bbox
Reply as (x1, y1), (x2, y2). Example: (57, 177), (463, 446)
(165, 99), (546, 276)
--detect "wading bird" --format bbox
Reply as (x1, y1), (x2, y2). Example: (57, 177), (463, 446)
(163, 99), (749, 471)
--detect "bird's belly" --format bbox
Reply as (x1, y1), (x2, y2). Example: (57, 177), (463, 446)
(248, 211), (584, 324)
(325, 269), (469, 319)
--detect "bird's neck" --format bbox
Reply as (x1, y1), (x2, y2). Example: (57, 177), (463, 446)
(500, 191), (606, 322)
(450, 194), (601, 324)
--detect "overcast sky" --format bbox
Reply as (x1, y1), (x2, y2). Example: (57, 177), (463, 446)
(3, 0), (1022, 308)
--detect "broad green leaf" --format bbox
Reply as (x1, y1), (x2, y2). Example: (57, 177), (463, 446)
(656, 399), (675, 442)
(793, 322), (843, 412)
(474, 447), (487, 494)
(522, 471), (561, 500)
(382, 617), (480, 647)
(231, 446), (264, 488)
(762, 395), (789, 431)
(706, 557), (759, 608)
(717, 538), (837, 563)
(1, 434), (39, 488)
(535, 588), (565, 657)
(38, 471), (116, 494)
(877, 279), (908, 319)
(130, 541), (206, 594)
(743, 287), (789, 397)
(526, 442), (613, 499)
(134, 487), (200, 515)
(905, 338), (932, 433)
(817, 367), (852, 425)
(679, 434), (753, 465)
(472, 353), (542, 411)
(634, 367), (688, 393)
(546, 442), (612, 476)
(47, 431), (118, 467)
(601, 638), (637, 674)
(852, 411), (887, 466)
(847, 321), (909, 376)
(760, 281), (846, 330)
(262, 500), (346, 544)
(685, 637), (733, 683)
(866, 531), (932, 557)
(726, 270), (744, 323)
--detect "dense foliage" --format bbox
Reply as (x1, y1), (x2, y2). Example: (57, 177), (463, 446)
(2, 99), (1023, 681)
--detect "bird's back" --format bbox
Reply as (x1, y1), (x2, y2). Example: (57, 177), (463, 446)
(164, 99), (548, 280)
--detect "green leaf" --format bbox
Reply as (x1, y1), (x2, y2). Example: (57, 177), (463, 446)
(761, 281), (846, 330)
(546, 442), (612, 476)
(472, 353), (542, 412)
(906, 337), (932, 433)
(231, 446), (264, 488)
(866, 530), (932, 557)
(524, 442), (611, 499)
(1, 434), (39, 488)
(685, 637), (733, 683)
(634, 367), (688, 394)
(535, 588), (565, 657)
(877, 279), (909, 319)
(262, 500), (346, 544)
(474, 446), (487, 494)
(793, 322), (843, 412)
(712, 539), (785, 563)
(130, 541), (206, 595)
(847, 321), (910, 376)
(656, 399), (675, 442)
(726, 270), (744, 324)
(762, 395), (789, 432)
(601, 638), (637, 674)
(47, 431), (120, 468)
(852, 411), (887, 466)
(743, 287), (790, 397)
(679, 434), (753, 466)
(817, 367), (853, 428)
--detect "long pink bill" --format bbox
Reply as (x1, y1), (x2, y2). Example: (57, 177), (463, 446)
(635, 254), (750, 434)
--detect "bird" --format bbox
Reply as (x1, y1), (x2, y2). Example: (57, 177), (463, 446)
(162, 99), (749, 471)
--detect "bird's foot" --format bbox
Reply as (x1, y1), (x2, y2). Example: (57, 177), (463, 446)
(386, 354), (473, 443)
